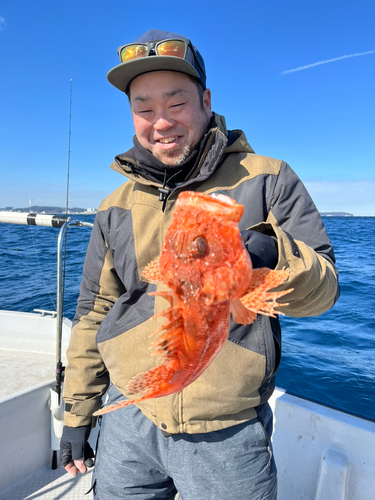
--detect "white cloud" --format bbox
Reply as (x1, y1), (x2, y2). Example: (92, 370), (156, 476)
(281, 50), (375, 75)
(0, 16), (6, 31)
(305, 179), (375, 216)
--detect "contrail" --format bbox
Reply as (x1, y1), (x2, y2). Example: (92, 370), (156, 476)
(281, 50), (375, 75)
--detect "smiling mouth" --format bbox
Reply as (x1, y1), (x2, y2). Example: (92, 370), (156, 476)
(158, 136), (179, 144)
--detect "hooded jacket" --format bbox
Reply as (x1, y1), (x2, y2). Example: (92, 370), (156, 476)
(63, 113), (339, 433)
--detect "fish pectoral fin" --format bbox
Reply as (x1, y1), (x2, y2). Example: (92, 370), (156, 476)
(142, 260), (162, 282)
(239, 268), (293, 318)
(230, 298), (257, 324)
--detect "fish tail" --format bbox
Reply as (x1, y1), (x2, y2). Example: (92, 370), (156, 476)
(93, 399), (134, 416)
(93, 362), (180, 416)
(127, 363), (177, 395)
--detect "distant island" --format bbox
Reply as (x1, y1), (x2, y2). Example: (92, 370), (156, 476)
(0, 206), (96, 215)
(0, 207), (356, 217)
(320, 212), (353, 217)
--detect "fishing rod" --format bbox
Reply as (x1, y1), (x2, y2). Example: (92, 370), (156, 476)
(50, 79), (73, 469)
(54, 79), (73, 405)
(66, 79), (72, 218)
(49, 79), (95, 468)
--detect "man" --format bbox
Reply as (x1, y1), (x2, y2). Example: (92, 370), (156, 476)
(60, 29), (339, 499)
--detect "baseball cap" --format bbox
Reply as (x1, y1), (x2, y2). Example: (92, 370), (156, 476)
(107, 29), (207, 94)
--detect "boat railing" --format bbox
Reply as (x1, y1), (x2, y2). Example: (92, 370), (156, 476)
(33, 309), (58, 317)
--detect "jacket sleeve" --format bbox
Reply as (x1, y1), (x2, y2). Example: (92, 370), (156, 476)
(63, 216), (125, 427)
(251, 162), (339, 317)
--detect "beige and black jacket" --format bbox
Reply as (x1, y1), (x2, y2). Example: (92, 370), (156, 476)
(63, 113), (339, 433)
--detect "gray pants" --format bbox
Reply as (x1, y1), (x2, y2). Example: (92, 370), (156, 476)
(92, 385), (277, 499)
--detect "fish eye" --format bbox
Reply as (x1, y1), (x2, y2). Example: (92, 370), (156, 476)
(192, 236), (208, 257)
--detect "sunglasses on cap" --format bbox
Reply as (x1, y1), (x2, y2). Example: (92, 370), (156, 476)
(117, 38), (205, 74)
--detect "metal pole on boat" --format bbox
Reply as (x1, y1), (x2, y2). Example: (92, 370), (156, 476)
(50, 219), (69, 469)
(55, 221), (69, 400)
(55, 220), (94, 389)
(51, 219), (94, 468)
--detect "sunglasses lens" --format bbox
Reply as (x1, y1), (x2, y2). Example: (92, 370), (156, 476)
(157, 40), (186, 58)
(120, 44), (148, 63)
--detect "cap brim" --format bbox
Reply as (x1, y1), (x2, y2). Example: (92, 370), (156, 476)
(107, 56), (201, 93)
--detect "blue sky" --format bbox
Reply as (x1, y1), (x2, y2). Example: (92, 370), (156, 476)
(0, 0), (374, 215)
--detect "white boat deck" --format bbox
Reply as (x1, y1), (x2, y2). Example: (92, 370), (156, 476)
(0, 467), (93, 500)
(0, 311), (71, 398)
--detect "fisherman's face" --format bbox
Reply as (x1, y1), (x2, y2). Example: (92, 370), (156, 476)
(129, 71), (212, 166)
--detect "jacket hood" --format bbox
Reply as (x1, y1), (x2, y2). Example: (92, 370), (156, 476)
(110, 112), (255, 185)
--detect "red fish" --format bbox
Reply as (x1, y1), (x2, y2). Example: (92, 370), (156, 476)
(94, 191), (292, 416)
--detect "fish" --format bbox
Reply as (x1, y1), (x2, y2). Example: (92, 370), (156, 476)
(94, 191), (292, 416)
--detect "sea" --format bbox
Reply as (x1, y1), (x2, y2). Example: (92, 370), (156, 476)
(0, 215), (374, 422)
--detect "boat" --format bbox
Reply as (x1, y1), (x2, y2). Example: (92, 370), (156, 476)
(0, 212), (374, 499)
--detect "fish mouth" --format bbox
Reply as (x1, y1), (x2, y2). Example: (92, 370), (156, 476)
(177, 191), (244, 222)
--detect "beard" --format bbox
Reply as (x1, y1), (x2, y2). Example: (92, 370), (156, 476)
(154, 145), (191, 166)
